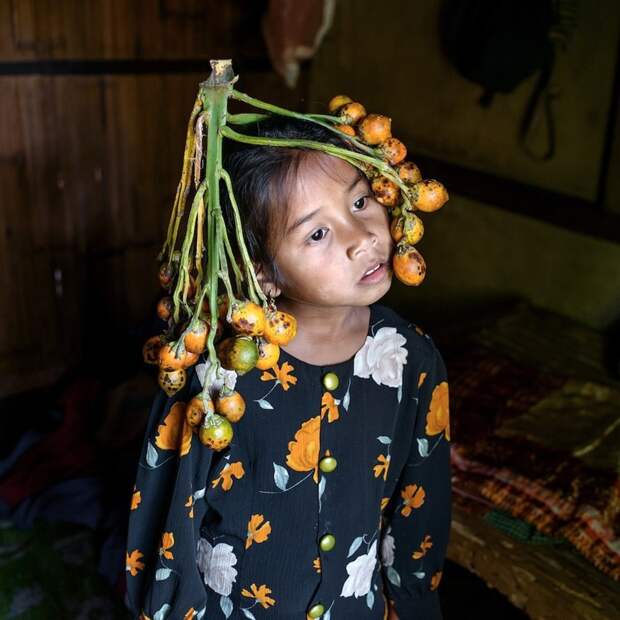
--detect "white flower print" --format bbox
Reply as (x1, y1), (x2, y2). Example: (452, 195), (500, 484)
(340, 540), (378, 598)
(196, 357), (237, 397)
(196, 538), (238, 596)
(380, 525), (395, 567)
(353, 327), (408, 388)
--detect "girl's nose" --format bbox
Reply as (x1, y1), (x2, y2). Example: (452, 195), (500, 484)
(346, 227), (378, 261)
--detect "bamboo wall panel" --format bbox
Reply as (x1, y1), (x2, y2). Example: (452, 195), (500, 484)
(0, 0), (267, 61)
(0, 66), (305, 397)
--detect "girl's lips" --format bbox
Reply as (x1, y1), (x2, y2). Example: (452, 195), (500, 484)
(359, 262), (389, 284)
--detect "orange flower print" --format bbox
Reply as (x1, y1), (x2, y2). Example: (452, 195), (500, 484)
(131, 487), (141, 510)
(211, 461), (245, 491)
(241, 583), (276, 608)
(412, 534), (433, 559)
(320, 392), (340, 423)
(418, 372), (427, 388)
(126, 549), (145, 576)
(185, 495), (194, 519)
(430, 570), (443, 591)
(313, 556), (321, 573)
(183, 610), (195, 620)
(425, 382), (450, 441)
(260, 361), (297, 391)
(380, 497), (390, 511)
(246, 513), (272, 549)
(155, 402), (192, 456)
(285, 416), (321, 483)
(401, 483), (426, 516)
(160, 532), (175, 560)
(373, 454), (390, 480)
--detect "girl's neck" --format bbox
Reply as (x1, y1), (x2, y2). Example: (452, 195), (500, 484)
(274, 300), (371, 366)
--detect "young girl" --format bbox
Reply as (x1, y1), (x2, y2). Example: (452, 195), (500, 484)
(125, 117), (451, 620)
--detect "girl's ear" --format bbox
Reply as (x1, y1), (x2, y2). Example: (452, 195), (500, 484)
(253, 262), (281, 298)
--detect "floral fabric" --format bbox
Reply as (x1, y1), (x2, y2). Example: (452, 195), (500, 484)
(125, 302), (452, 619)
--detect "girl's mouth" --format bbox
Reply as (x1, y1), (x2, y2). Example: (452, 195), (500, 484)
(359, 262), (388, 283)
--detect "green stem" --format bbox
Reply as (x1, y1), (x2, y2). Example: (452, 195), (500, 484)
(220, 168), (264, 305)
(221, 125), (413, 208)
(218, 211), (244, 296)
(231, 89), (377, 158)
(228, 112), (270, 124)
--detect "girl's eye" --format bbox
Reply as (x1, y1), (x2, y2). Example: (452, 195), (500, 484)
(353, 196), (368, 210)
(309, 228), (328, 243)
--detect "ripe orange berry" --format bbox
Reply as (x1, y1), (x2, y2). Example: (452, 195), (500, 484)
(328, 95), (353, 113)
(357, 114), (392, 145)
(412, 179), (449, 212)
(379, 138), (407, 165)
(156, 296), (173, 321)
(339, 102), (367, 125)
(371, 176), (401, 207)
(263, 310), (297, 346)
(396, 161), (423, 185)
(215, 389), (246, 423)
(230, 300), (266, 337)
(255, 337), (280, 370)
(392, 241), (426, 286)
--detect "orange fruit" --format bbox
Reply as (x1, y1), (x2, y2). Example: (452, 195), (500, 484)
(357, 114), (391, 145)
(158, 262), (176, 289)
(186, 394), (214, 427)
(412, 179), (449, 212)
(143, 335), (165, 365)
(159, 342), (199, 371)
(371, 176), (400, 207)
(396, 161), (422, 185)
(199, 414), (233, 451)
(263, 310), (297, 346)
(183, 319), (209, 354)
(393, 213), (424, 245)
(335, 123), (356, 136)
(156, 296), (173, 321)
(393, 241), (426, 286)
(255, 337), (280, 370)
(215, 389), (246, 423)
(379, 138), (407, 165)
(339, 102), (367, 125)
(158, 368), (187, 397)
(328, 95), (352, 113)
(230, 300), (266, 337)
(216, 335), (259, 375)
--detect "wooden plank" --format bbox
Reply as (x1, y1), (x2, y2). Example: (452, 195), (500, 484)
(447, 504), (620, 620)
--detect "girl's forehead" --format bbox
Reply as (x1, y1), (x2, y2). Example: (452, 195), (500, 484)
(293, 152), (359, 194)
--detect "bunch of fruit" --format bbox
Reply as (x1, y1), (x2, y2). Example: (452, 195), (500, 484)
(142, 60), (449, 454)
(327, 95), (449, 286)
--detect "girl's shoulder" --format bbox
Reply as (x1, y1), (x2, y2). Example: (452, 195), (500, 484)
(372, 302), (442, 366)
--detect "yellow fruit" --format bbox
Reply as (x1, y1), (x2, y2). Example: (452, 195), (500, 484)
(230, 300), (266, 337)
(263, 310), (297, 346)
(392, 241), (426, 286)
(412, 179), (449, 212)
(328, 95), (353, 113)
(215, 389), (246, 423)
(199, 414), (233, 451)
(158, 368), (187, 396)
(255, 337), (280, 370)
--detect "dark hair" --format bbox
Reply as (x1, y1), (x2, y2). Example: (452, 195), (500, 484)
(219, 116), (364, 292)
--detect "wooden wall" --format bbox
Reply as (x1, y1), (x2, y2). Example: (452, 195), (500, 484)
(0, 1), (308, 397)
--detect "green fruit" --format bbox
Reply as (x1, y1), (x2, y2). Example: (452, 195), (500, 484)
(199, 414), (233, 451)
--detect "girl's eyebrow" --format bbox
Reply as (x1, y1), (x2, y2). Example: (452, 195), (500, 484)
(286, 175), (365, 236)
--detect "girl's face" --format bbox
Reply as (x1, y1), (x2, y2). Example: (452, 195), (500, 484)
(269, 153), (394, 310)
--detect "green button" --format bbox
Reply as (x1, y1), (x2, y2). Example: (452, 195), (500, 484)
(307, 603), (325, 618)
(319, 533), (336, 551)
(322, 372), (339, 391)
(319, 456), (337, 473)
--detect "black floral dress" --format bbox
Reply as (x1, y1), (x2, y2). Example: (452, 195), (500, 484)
(125, 301), (452, 620)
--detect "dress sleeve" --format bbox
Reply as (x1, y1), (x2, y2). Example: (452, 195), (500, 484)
(381, 338), (452, 619)
(125, 366), (214, 619)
